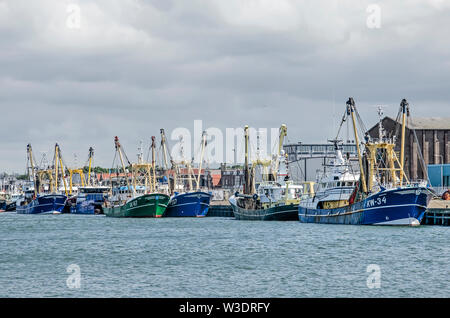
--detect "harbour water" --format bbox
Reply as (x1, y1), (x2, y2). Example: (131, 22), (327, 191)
(0, 213), (448, 298)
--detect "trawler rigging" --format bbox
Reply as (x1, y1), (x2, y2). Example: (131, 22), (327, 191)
(230, 124), (304, 221)
(16, 143), (68, 215)
(104, 136), (170, 218)
(160, 128), (212, 217)
(298, 97), (433, 226)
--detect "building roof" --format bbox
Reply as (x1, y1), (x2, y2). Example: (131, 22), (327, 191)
(386, 116), (450, 130)
(211, 174), (222, 187)
(406, 117), (450, 130)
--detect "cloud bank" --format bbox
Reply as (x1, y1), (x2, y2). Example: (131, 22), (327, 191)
(1, 0), (449, 172)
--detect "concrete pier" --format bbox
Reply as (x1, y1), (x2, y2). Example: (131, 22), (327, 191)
(424, 199), (450, 226)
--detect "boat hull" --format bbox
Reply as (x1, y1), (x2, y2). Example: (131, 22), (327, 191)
(164, 192), (211, 217)
(16, 194), (67, 215)
(104, 193), (170, 218)
(231, 201), (299, 221)
(70, 202), (101, 215)
(298, 187), (432, 226)
(5, 201), (17, 211)
(70, 193), (106, 215)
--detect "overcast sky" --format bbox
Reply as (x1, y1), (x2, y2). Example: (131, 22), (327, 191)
(1, 0), (450, 173)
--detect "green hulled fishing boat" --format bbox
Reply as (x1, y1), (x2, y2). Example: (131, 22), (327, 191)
(104, 136), (170, 218)
(229, 124), (305, 221)
(104, 193), (170, 218)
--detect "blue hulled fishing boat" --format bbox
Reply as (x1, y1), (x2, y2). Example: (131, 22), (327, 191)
(17, 193), (67, 215)
(299, 183), (431, 225)
(16, 144), (68, 215)
(298, 98), (433, 226)
(165, 191), (212, 217)
(69, 186), (109, 215)
(160, 129), (212, 217)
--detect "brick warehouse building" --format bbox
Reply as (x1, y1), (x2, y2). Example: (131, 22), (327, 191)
(367, 117), (450, 181)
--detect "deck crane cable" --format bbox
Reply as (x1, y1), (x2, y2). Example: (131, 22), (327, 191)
(144, 138), (158, 184)
(334, 105), (350, 141)
(51, 143), (69, 195)
(26, 147), (40, 183)
(55, 144), (70, 176)
(145, 140), (151, 164)
(391, 101), (431, 186)
(114, 138), (133, 195)
(25, 146), (36, 188)
(38, 152), (49, 170)
(355, 109), (368, 143)
(109, 150), (118, 196)
(85, 147), (95, 186)
(66, 148), (95, 188)
(408, 108), (432, 186)
(334, 109), (360, 202)
(160, 131), (175, 166)
(159, 129), (177, 194)
(118, 143), (132, 167)
(246, 129), (258, 185)
(392, 106), (403, 141)
(191, 132), (206, 188)
(235, 129), (246, 193)
(286, 136), (305, 182)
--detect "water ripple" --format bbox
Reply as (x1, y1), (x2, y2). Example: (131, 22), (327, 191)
(0, 213), (449, 297)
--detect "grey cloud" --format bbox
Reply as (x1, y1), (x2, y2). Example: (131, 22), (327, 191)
(1, 0), (450, 172)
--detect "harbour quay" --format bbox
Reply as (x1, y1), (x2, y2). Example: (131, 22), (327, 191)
(424, 200), (450, 226)
(207, 189), (234, 217)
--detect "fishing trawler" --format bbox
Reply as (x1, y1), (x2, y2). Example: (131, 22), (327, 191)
(4, 192), (24, 211)
(65, 147), (109, 215)
(69, 186), (109, 214)
(298, 98), (433, 226)
(160, 129), (212, 217)
(16, 144), (67, 215)
(303, 140), (360, 211)
(0, 193), (6, 212)
(229, 124), (304, 221)
(103, 136), (170, 218)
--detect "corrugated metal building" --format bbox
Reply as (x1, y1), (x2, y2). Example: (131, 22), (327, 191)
(428, 164), (450, 188)
(367, 117), (450, 181)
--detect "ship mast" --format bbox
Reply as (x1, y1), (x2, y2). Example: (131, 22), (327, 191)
(114, 136), (133, 198)
(27, 144), (37, 197)
(68, 147), (94, 194)
(399, 99), (408, 186)
(87, 147), (94, 186)
(196, 131), (207, 191)
(347, 98), (368, 193)
(272, 124), (287, 181)
(160, 129), (173, 195)
(151, 136), (157, 193)
(244, 125), (251, 195)
(54, 144), (59, 194)
(177, 136), (191, 191)
(55, 144), (68, 196)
